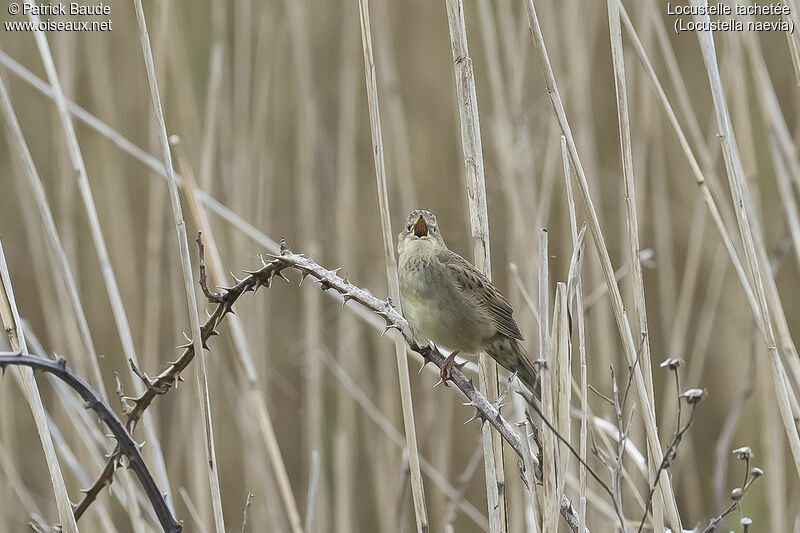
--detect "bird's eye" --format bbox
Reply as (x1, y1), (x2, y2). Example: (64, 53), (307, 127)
(431, 227), (437, 234)
(406, 224), (413, 232)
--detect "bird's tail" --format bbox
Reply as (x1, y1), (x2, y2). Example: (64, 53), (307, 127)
(510, 340), (541, 399)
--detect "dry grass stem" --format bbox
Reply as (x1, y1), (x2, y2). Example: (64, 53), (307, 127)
(358, 1), (429, 529)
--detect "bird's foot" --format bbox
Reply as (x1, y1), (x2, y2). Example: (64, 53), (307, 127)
(438, 351), (460, 387)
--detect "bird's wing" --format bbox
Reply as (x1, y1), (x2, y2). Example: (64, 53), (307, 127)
(437, 249), (524, 341)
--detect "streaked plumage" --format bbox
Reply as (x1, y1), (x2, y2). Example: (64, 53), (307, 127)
(397, 209), (538, 392)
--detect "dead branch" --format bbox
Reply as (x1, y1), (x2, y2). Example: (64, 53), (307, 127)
(0, 353), (181, 533)
(74, 234), (585, 532)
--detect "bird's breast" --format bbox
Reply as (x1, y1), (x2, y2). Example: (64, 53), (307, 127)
(398, 251), (491, 354)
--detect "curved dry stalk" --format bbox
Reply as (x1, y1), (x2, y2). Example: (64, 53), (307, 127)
(0, 352), (181, 533)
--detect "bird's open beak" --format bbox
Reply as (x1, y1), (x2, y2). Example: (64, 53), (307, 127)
(413, 215), (428, 238)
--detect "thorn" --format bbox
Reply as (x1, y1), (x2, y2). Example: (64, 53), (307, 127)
(418, 359), (431, 374)
(381, 324), (401, 337)
(299, 272), (310, 286)
(56, 358), (67, 370)
(275, 271), (290, 283)
(177, 374), (185, 383)
(340, 295), (353, 309)
(280, 237), (290, 255)
(433, 378), (445, 388)
(229, 271), (245, 284)
(182, 332), (191, 343)
(495, 390), (509, 406)
(464, 409), (485, 425)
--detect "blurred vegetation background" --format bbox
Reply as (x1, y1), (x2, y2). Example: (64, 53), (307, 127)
(0, 0), (798, 531)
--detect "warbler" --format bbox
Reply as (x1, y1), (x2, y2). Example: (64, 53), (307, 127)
(397, 209), (538, 392)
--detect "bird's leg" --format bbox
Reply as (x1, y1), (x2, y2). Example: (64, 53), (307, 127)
(439, 350), (460, 387)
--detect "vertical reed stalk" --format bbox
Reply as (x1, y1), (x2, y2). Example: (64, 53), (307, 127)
(562, 136), (588, 532)
(357, 1), (429, 530)
(132, 1), (225, 530)
(443, 2), (506, 530)
(0, 242), (78, 532)
(691, 2), (800, 481)
(524, 1), (682, 527)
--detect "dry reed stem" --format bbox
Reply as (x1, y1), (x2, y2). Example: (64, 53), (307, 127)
(357, 1), (429, 529)
(0, 351), (182, 533)
(176, 143), (304, 533)
(605, 0), (655, 414)
(691, 3), (800, 482)
(0, 71), (104, 398)
(562, 136), (588, 533)
(737, 29), (800, 398)
(0, 71), (150, 528)
(0, 243), (79, 533)
(322, 351), (488, 530)
(619, 5), (761, 326)
(197, 237), (584, 531)
(132, 1), (225, 530)
(0, 52), (477, 374)
(283, 3), (327, 523)
(551, 283), (571, 507)
(524, 1), (682, 528)
(21, 327), (119, 531)
(443, 2), (505, 530)
(26, 3), (175, 513)
(538, 229), (558, 533)
(334, 4), (360, 530)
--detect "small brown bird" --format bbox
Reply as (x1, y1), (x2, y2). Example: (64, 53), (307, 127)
(397, 209), (538, 392)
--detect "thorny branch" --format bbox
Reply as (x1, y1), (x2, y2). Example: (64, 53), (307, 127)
(0, 353), (182, 533)
(74, 234), (585, 532)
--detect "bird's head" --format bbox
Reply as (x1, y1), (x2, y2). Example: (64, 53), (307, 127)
(398, 209), (446, 251)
